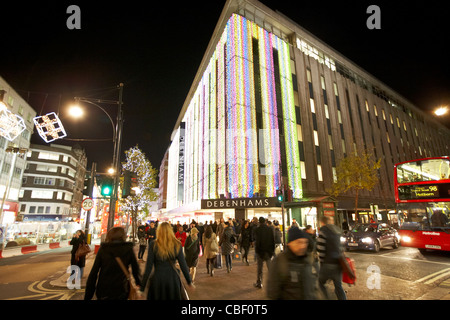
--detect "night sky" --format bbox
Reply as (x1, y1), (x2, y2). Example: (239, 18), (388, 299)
(1, 1), (449, 176)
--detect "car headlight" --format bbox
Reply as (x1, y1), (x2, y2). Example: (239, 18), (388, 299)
(362, 237), (373, 244)
(340, 236), (347, 243)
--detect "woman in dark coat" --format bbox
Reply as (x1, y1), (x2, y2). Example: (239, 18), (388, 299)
(219, 221), (237, 273)
(140, 222), (193, 300)
(84, 227), (141, 300)
(184, 227), (200, 283)
(70, 230), (87, 280)
(239, 220), (252, 265)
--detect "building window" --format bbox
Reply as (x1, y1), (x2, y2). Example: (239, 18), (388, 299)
(324, 104), (329, 119)
(2, 163), (10, 174)
(29, 206), (36, 214)
(310, 98), (315, 113)
(300, 161), (306, 179)
(317, 165), (323, 181)
(34, 177), (56, 186)
(328, 135), (334, 150)
(38, 152), (59, 161)
(314, 131), (319, 146)
(297, 125), (303, 141)
(31, 190), (54, 199)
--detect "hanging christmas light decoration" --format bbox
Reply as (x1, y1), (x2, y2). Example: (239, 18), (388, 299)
(33, 112), (67, 143)
(0, 105), (27, 142)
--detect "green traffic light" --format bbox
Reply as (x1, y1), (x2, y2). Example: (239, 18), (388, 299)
(102, 186), (112, 196)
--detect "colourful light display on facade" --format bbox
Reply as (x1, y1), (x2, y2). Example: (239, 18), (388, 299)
(166, 14), (303, 209)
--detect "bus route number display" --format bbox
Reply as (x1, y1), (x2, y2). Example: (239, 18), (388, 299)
(398, 183), (450, 200)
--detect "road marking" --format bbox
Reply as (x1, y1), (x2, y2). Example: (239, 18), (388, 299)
(349, 251), (450, 267)
(414, 268), (450, 284)
(6, 280), (83, 300)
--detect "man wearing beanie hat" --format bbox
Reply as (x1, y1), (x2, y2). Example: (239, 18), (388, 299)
(266, 227), (317, 300)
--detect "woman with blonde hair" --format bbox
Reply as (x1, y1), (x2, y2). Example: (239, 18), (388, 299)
(140, 222), (193, 300)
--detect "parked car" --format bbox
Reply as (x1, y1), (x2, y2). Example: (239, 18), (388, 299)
(341, 223), (400, 252)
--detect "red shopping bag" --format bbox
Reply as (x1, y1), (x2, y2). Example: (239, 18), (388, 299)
(340, 256), (356, 285)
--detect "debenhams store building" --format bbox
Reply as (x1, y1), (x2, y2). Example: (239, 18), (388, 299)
(159, 0), (450, 230)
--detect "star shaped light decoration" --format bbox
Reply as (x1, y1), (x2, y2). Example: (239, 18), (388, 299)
(33, 112), (67, 143)
(0, 106), (27, 142)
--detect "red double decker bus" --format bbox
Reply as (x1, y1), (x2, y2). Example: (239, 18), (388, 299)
(394, 157), (450, 252)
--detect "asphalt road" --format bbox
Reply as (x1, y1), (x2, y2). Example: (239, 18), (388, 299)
(0, 244), (449, 301)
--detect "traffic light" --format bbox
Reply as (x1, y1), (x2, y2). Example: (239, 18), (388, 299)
(82, 176), (91, 196)
(122, 171), (131, 197)
(122, 171), (138, 197)
(100, 177), (114, 197)
(276, 189), (284, 202)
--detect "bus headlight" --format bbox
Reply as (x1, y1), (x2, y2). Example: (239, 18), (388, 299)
(362, 237), (373, 244)
(401, 236), (411, 243)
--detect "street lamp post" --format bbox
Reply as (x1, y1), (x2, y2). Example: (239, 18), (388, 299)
(73, 83), (124, 233)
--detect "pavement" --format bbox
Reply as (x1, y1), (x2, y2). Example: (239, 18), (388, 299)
(50, 242), (450, 301)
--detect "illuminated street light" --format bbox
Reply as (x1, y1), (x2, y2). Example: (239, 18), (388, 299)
(434, 106), (448, 116)
(68, 105), (84, 118)
(107, 168), (115, 175)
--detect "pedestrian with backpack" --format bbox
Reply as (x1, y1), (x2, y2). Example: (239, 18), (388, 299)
(185, 227), (200, 283)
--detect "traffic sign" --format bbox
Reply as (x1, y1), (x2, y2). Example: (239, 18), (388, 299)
(81, 198), (94, 211)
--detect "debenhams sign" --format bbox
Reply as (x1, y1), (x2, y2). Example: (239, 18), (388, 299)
(201, 197), (277, 209)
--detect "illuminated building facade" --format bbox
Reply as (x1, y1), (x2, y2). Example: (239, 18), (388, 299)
(161, 0), (450, 226)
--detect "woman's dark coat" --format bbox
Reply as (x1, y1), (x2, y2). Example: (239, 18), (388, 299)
(184, 235), (200, 268)
(239, 225), (252, 248)
(219, 226), (236, 255)
(70, 234), (86, 268)
(141, 242), (192, 300)
(84, 242), (141, 300)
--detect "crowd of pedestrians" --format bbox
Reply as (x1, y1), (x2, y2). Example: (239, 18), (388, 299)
(79, 215), (348, 300)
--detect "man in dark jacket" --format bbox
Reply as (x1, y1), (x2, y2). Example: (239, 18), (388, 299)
(146, 221), (157, 244)
(267, 227), (316, 299)
(316, 216), (346, 300)
(253, 217), (275, 288)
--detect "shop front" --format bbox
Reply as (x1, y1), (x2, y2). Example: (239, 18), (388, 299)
(283, 196), (338, 232)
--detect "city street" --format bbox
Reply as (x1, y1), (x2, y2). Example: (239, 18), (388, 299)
(0, 244), (449, 301)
